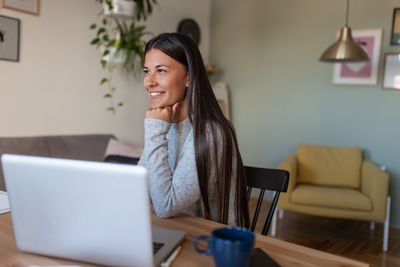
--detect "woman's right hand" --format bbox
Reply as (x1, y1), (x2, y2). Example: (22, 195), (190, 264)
(146, 102), (180, 123)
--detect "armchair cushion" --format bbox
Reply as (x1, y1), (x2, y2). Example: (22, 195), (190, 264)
(297, 144), (362, 188)
(291, 184), (372, 211)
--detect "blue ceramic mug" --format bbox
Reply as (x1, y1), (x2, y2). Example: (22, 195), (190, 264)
(194, 227), (255, 267)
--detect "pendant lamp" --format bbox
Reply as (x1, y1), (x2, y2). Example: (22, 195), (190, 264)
(320, 0), (369, 62)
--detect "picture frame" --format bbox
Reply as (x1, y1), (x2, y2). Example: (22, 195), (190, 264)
(0, 15), (20, 62)
(1, 0), (39, 16)
(382, 53), (400, 90)
(390, 8), (400, 45)
(332, 28), (383, 85)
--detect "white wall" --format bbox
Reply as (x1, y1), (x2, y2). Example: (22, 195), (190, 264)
(0, 0), (211, 146)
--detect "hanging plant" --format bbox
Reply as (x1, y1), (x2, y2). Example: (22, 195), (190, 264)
(90, 0), (157, 114)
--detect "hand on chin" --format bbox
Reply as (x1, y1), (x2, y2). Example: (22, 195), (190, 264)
(146, 102), (179, 122)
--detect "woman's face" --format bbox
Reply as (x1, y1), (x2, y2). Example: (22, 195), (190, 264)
(143, 49), (189, 109)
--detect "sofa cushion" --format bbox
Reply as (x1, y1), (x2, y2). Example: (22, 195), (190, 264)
(104, 138), (143, 164)
(291, 184), (372, 211)
(297, 144), (362, 188)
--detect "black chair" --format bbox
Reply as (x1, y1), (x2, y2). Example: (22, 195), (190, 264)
(245, 166), (290, 235)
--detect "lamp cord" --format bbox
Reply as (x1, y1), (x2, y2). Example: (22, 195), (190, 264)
(345, 0), (349, 26)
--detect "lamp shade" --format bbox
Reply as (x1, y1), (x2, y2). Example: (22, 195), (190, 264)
(319, 26), (369, 62)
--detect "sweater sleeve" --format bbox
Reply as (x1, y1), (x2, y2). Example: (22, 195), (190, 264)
(138, 118), (200, 218)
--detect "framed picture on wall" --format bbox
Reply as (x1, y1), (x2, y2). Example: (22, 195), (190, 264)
(1, 0), (39, 16)
(332, 28), (383, 85)
(390, 8), (400, 45)
(382, 53), (400, 90)
(0, 15), (20, 62)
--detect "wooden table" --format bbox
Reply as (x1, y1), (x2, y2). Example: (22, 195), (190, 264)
(0, 212), (369, 267)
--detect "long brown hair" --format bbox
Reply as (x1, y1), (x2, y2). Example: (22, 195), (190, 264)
(144, 33), (249, 227)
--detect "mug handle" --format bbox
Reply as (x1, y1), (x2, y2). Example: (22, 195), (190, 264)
(194, 235), (211, 254)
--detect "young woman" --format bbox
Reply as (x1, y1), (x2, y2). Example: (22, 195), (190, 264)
(138, 33), (249, 227)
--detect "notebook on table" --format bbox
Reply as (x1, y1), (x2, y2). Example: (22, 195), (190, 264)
(2, 154), (185, 267)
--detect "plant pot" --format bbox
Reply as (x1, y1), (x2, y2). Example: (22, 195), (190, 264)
(103, 0), (136, 19)
(102, 47), (132, 64)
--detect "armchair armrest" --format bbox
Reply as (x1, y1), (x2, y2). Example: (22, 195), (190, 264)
(278, 154), (297, 194)
(361, 160), (389, 219)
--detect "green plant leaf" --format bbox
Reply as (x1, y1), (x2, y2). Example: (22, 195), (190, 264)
(97, 27), (106, 36)
(104, 94), (112, 98)
(103, 49), (110, 56)
(147, 0), (152, 14)
(136, 0), (144, 20)
(107, 107), (116, 112)
(106, 0), (113, 10)
(101, 60), (107, 68)
(111, 87), (116, 92)
(90, 23), (97, 29)
(103, 34), (109, 42)
(106, 40), (115, 47)
(115, 38), (122, 49)
(90, 38), (100, 45)
(118, 102), (124, 106)
(102, 18), (107, 25)
(100, 78), (108, 85)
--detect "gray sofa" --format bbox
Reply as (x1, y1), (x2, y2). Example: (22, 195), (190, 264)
(0, 134), (114, 191)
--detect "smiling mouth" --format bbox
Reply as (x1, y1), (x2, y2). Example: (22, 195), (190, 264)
(149, 91), (165, 97)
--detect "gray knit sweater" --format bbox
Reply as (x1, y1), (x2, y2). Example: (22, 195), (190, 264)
(138, 118), (237, 225)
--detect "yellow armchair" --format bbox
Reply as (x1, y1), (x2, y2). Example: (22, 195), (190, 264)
(277, 144), (390, 251)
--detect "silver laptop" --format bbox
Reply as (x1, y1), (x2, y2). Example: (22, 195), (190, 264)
(2, 154), (185, 267)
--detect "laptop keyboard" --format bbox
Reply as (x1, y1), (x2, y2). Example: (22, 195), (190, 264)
(153, 241), (165, 254)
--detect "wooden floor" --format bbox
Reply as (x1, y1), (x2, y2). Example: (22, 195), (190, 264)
(249, 198), (400, 267)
